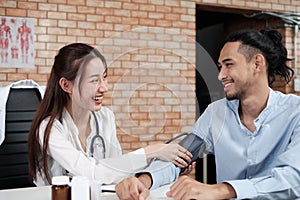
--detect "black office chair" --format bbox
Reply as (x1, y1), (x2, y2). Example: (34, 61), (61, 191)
(0, 88), (41, 189)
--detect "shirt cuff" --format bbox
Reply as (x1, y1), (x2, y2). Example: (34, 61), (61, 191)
(225, 179), (258, 199)
(151, 164), (180, 190)
(136, 160), (180, 190)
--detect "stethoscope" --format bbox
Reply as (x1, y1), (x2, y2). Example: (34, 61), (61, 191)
(90, 111), (106, 158)
(60, 111), (106, 158)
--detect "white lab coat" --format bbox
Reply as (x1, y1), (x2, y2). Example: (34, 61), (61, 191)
(0, 79), (45, 145)
(35, 107), (147, 185)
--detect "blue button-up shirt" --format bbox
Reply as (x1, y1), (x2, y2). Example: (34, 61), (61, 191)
(145, 89), (300, 199)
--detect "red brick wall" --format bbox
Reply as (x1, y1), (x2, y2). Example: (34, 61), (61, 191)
(0, 0), (300, 154)
(0, 0), (197, 152)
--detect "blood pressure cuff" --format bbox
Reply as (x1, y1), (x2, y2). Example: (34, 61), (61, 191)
(178, 133), (205, 172)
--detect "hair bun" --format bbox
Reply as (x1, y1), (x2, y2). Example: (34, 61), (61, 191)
(260, 29), (282, 44)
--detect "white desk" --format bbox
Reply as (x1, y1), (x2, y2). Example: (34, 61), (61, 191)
(0, 186), (51, 200)
(0, 184), (172, 200)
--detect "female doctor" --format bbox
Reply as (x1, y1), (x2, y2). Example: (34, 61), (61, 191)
(28, 43), (192, 185)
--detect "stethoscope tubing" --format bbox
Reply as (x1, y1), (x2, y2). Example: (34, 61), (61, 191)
(90, 111), (106, 158)
(59, 111), (106, 158)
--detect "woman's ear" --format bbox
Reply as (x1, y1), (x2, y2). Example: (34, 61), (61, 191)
(59, 77), (73, 93)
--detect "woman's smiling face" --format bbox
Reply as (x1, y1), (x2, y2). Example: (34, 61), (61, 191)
(72, 57), (108, 112)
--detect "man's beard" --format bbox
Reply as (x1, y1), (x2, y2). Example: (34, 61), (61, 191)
(225, 89), (246, 101)
(225, 92), (238, 101)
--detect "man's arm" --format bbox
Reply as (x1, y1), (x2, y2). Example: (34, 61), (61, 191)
(115, 174), (151, 200)
(115, 133), (206, 199)
(137, 173), (152, 189)
(166, 176), (237, 199)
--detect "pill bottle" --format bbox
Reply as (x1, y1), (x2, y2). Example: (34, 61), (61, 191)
(52, 176), (70, 200)
(71, 176), (90, 200)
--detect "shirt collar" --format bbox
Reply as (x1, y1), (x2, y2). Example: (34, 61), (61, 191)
(227, 88), (276, 125)
(227, 88), (275, 111)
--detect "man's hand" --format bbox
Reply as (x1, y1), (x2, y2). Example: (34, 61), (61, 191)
(115, 174), (151, 200)
(166, 176), (237, 200)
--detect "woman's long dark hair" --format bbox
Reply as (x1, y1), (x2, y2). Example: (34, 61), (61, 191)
(224, 29), (294, 85)
(28, 43), (107, 184)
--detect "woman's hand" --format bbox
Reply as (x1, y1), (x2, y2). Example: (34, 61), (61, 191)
(144, 143), (192, 168)
(179, 161), (196, 175)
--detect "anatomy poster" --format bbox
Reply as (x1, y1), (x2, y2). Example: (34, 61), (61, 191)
(0, 16), (34, 68)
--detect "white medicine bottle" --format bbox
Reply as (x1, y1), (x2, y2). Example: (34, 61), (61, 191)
(71, 176), (90, 200)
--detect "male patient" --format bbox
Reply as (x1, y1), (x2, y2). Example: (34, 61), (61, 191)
(116, 30), (300, 199)
(115, 29), (300, 199)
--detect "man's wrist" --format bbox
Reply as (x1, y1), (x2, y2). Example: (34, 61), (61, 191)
(217, 183), (237, 199)
(136, 173), (153, 189)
